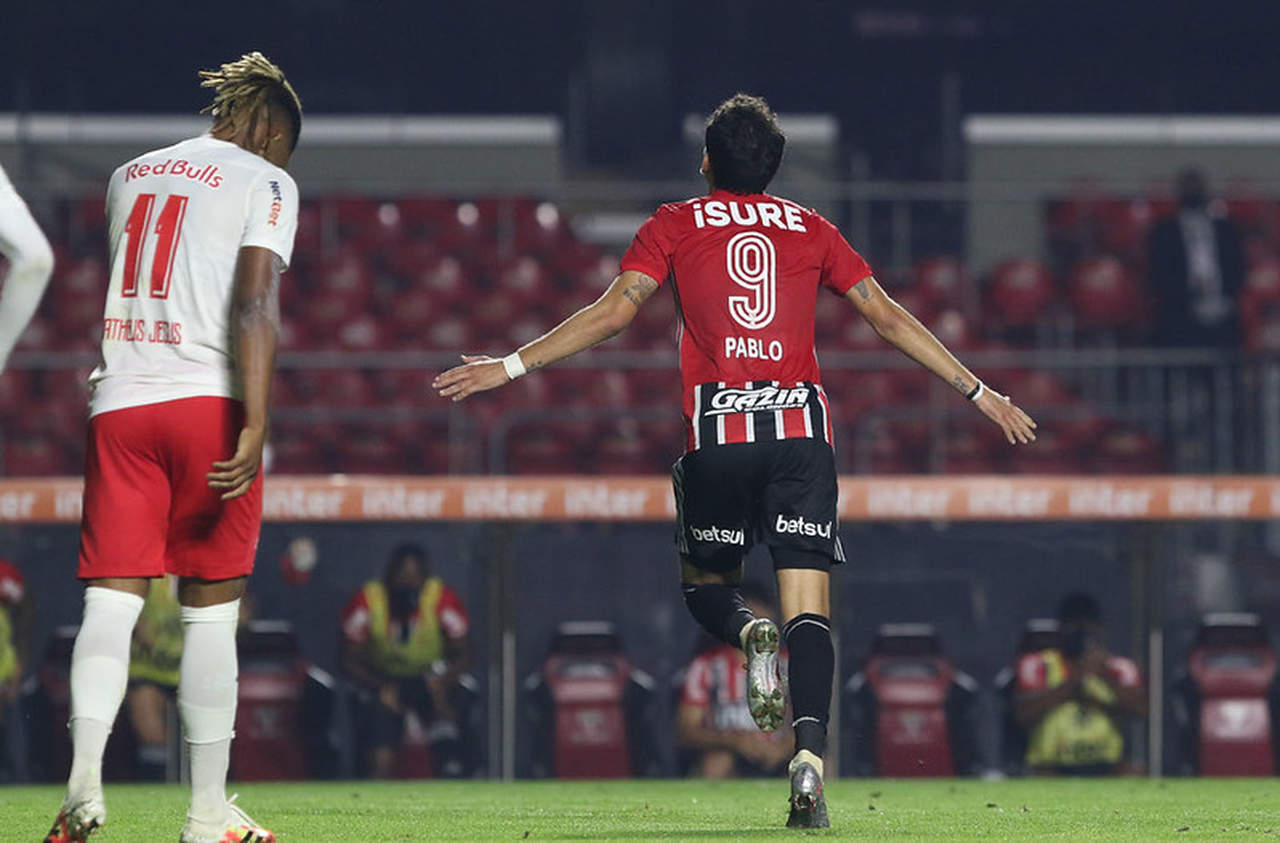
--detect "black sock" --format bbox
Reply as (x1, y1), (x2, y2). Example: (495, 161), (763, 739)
(783, 612), (834, 758)
(681, 583), (755, 648)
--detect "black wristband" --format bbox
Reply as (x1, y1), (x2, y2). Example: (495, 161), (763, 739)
(965, 381), (982, 401)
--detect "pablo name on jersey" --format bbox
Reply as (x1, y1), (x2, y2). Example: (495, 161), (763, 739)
(124, 159), (224, 189)
(102, 318), (183, 346)
(691, 198), (807, 232)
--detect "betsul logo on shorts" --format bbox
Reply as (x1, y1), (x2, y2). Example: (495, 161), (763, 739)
(774, 514), (832, 538)
(690, 525), (746, 545)
(705, 385), (810, 416)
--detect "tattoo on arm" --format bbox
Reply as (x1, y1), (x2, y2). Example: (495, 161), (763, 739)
(853, 279), (872, 301)
(236, 258), (282, 331)
(951, 374), (971, 395)
(621, 273), (660, 307)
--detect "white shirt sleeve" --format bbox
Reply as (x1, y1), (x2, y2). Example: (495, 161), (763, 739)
(0, 167), (55, 372)
(239, 169), (298, 269)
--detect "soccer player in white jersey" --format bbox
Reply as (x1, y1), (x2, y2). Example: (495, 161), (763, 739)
(45, 53), (300, 843)
(0, 163), (55, 373)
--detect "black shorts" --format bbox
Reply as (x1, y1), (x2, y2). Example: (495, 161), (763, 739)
(672, 438), (845, 573)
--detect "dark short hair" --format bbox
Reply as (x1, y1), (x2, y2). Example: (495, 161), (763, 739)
(1057, 592), (1102, 624)
(704, 93), (785, 194)
(385, 542), (428, 579)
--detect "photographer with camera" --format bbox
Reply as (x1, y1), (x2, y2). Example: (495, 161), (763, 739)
(1014, 593), (1147, 775)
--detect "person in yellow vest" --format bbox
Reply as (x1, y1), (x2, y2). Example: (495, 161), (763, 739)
(1014, 592), (1147, 775)
(340, 543), (471, 778)
(124, 576), (182, 780)
(0, 556), (31, 749)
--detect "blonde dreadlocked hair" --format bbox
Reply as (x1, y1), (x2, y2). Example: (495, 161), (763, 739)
(198, 51), (302, 150)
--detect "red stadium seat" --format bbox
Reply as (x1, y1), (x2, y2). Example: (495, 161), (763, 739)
(419, 316), (475, 352)
(985, 259), (1057, 329)
(16, 317), (56, 351)
(998, 370), (1076, 408)
(493, 255), (555, 301)
(1092, 426), (1165, 474)
(336, 426), (407, 474)
(1067, 256), (1143, 333)
(267, 431), (324, 475)
(0, 371), (30, 419)
(926, 309), (977, 352)
(3, 436), (71, 476)
(504, 425), (576, 474)
(870, 422), (922, 475)
(313, 251), (373, 310)
(943, 424), (1003, 474)
(337, 314), (393, 351)
(1008, 428), (1082, 475)
(1096, 199), (1155, 259)
(512, 201), (575, 254)
(593, 421), (662, 474)
(913, 257), (968, 310)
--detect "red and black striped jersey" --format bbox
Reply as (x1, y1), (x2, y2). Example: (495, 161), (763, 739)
(620, 190), (872, 452)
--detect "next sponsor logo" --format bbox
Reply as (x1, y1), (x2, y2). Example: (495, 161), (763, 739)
(706, 385), (809, 416)
(774, 513), (832, 538)
(267, 180), (283, 227)
(690, 525), (745, 545)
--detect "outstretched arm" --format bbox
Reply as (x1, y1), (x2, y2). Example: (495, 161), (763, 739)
(207, 246), (281, 499)
(0, 184), (54, 373)
(433, 270), (660, 402)
(847, 276), (1037, 444)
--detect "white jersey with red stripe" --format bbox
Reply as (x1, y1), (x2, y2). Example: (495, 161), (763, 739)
(88, 136), (298, 417)
(620, 190), (872, 451)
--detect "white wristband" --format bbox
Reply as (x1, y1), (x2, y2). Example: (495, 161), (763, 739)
(501, 352), (527, 381)
(968, 381), (986, 402)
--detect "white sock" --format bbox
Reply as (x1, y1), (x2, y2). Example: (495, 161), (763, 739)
(66, 586), (145, 805)
(178, 599), (240, 829)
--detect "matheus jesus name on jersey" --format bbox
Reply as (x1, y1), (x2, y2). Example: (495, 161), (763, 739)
(621, 190), (873, 451)
(88, 136), (299, 418)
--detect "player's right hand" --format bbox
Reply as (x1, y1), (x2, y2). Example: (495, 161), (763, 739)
(432, 354), (512, 402)
(975, 390), (1037, 445)
(207, 425), (266, 500)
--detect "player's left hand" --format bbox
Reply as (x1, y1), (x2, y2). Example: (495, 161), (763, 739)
(432, 354), (511, 402)
(207, 425), (266, 500)
(975, 389), (1038, 445)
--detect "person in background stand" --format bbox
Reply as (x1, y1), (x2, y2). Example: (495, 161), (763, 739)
(340, 543), (471, 778)
(1014, 592), (1147, 775)
(0, 556), (32, 777)
(1147, 167), (1245, 348)
(126, 577), (182, 781)
(677, 581), (792, 778)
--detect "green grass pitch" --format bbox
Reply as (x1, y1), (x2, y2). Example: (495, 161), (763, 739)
(4, 778), (1277, 840)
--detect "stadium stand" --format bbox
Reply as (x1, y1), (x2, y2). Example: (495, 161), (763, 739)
(20, 190), (1273, 477)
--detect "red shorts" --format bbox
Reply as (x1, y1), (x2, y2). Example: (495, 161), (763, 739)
(77, 396), (263, 581)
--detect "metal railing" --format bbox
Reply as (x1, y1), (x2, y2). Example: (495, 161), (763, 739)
(7, 348), (1280, 477)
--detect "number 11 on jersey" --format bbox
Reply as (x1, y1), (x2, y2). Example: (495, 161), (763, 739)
(121, 193), (189, 299)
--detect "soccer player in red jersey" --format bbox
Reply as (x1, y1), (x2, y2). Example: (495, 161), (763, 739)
(45, 53), (300, 843)
(434, 93), (1036, 827)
